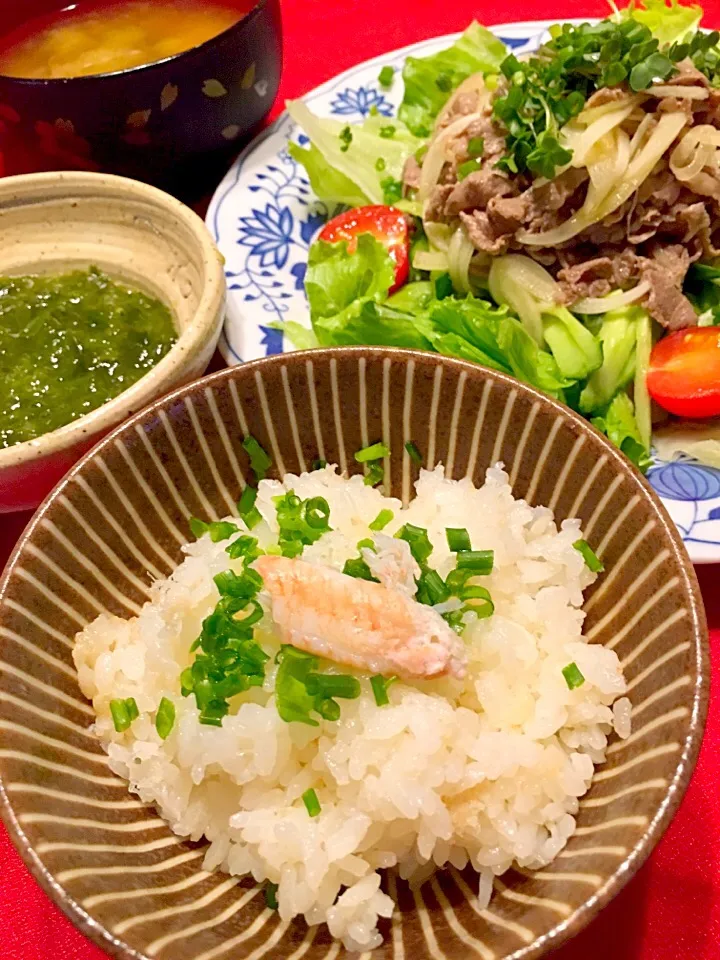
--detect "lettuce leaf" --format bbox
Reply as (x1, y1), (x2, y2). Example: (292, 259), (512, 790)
(427, 297), (571, 396)
(542, 306), (603, 380)
(592, 392), (652, 473)
(286, 102), (424, 206)
(398, 22), (507, 137)
(305, 235), (395, 322)
(287, 140), (368, 208)
(579, 306), (643, 414)
(619, 0), (702, 47)
(316, 299), (436, 349)
(300, 235), (572, 398)
(684, 262), (720, 325)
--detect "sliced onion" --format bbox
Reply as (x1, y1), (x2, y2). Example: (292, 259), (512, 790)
(434, 72), (490, 131)
(424, 221), (453, 252)
(672, 142), (714, 180)
(572, 280), (650, 314)
(670, 124), (720, 181)
(585, 129), (630, 208)
(577, 94), (642, 125)
(418, 113), (481, 203)
(563, 101), (637, 167)
(413, 249), (449, 271)
(488, 255), (558, 344)
(647, 84), (709, 99)
(629, 113), (655, 159)
(517, 112), (687, 247)
(447, 224), (475, 294)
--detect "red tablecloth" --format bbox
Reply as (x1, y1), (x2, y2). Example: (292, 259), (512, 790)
(2, 1), (720, 957)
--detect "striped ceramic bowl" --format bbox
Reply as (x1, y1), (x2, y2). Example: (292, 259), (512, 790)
(0, 348), (708, 960)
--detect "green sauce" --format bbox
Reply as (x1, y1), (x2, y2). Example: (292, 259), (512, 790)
(0, 267), (177, 449)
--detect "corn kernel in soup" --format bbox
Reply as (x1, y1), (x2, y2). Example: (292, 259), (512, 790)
(0, 0), (250, 79)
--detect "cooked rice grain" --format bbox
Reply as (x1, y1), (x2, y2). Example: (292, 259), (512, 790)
(74, 465), (629, 950)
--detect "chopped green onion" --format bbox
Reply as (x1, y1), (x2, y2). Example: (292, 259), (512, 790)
(273, 490), (331, 558)
(434, 273), (453, 300)
(343, 557), (379, 581)
(306, 674), (361, 700)
(378, 65), (394, 87)
(446, 528), (471, 552)
(370, 675), (397, 706)
(242, 435), (272, 481)
(355, 441), (390, 463)
(573, 539), (604, 573)
(339, 125), (352, 152)
(445, 567), (471, 594)
(155, 697), (176, 740)
(199, 698), (230, 726)
(238, 485), (262, 530)
(209, 521), (240, 543)
(305, 497), (331, 529)
(379, 125), (396, 139)
(456, 550), (494, 574)
(405, 441), (422, 464)
(416, 568), (449, 606)
(467, 136), (485, 157)
(562, 662), (585, 690)
(375, 157), (386, 172)
(364, 462), (385, 487)
(316, 697), (341, 721)
(369, 509), (394, 531)
(180, 667), (194, 697)
(302, 788), (321, 817)
(275, 646), (319, 726)
(442, 608), (466, 633)
(396, 523), (433, 566)
(380, 176), (403, 205)
(460, 585), (494, 620)
(226, 534), (261, 560)
(189, 517), (208, 538)
(312, 458), (327, 471)
(214, 568), (263, 599)
(265, 882), (279, 910)
(457, 158), (481, 181)
(357, 538), (375, 552)
(110, 697), (138, 733)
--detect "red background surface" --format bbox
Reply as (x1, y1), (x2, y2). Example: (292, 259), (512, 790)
(2, 1), (720, 957)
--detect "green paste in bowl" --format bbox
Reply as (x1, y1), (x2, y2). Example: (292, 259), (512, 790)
(0, 266), (177, 448)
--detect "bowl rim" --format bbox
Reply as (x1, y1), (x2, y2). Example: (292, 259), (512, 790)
(0, 347), (709, 960)
(0, 170), (226, 471)
(0, 0), (273, 85)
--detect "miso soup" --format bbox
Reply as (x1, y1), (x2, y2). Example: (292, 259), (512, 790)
(0, 0), (255, 79)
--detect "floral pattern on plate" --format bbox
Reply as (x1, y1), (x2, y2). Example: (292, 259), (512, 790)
(206, 20), (720, 563)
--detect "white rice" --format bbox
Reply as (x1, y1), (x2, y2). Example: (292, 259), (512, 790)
(73, 464), (629, 950)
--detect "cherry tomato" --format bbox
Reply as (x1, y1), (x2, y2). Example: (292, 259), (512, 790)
(318, 205), (410, 294)
(647, 327), (720, 418)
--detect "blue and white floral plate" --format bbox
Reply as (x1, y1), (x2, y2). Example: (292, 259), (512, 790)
(207, 20), (720, 564)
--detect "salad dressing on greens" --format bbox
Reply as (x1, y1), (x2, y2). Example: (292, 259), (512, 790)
(0, 267), (176, 449)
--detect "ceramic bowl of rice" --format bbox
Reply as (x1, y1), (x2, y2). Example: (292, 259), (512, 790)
(0, 348), (708, 960)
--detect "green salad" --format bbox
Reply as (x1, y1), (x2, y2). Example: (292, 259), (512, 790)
(282, 0), (720, 472)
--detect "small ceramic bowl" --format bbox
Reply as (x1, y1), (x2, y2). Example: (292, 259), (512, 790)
(0, 0), (281, 189)
(0, 170), (226, 512)
(0, 349), (708, 960)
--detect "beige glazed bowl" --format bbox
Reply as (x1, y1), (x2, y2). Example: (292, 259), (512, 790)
(0, 349), (708, 960)
(0, 171), (226, 512)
